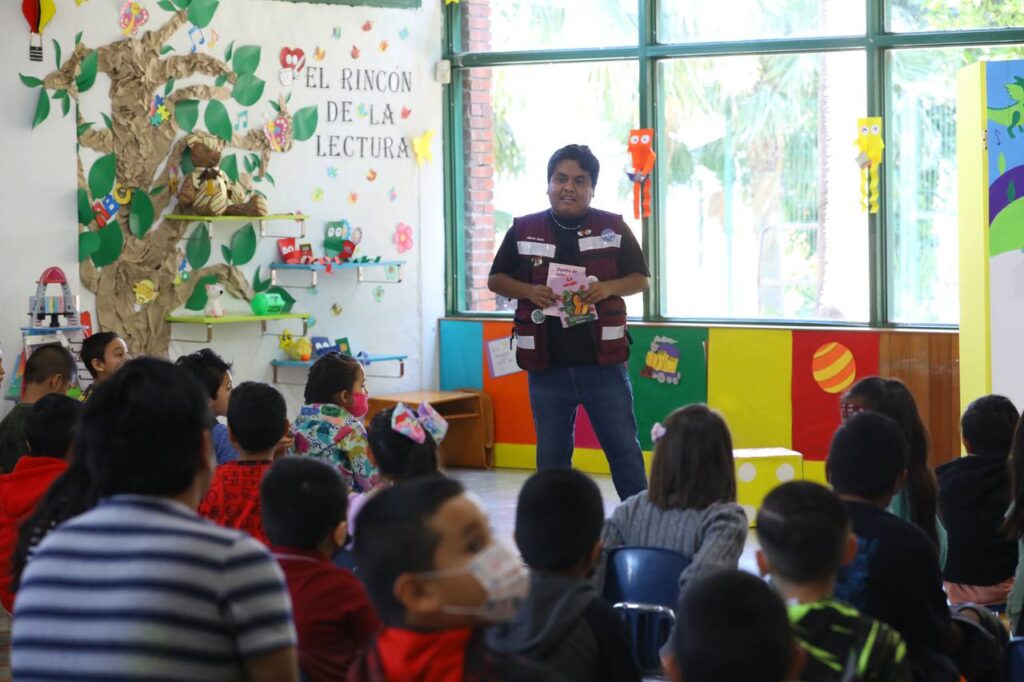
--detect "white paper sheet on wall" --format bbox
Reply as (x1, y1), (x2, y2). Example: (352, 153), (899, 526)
(487, 336), (521, 378)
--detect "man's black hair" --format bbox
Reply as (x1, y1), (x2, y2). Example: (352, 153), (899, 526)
(79, 357), (212, 497)
(80, 332), (119, 379)
(546, 144), (600, 187)
(24, 344), (76, 385)
(304, 352), (361, 404)
(673, 570), (793, 682)
(515, 468), (603, 572)
(227, 381), (287, 453)
(174, 348), (232, 400)
(354, 476), (466, 625)
(827, 411), (908, 500)
(757, 481), (850, 583)
(961, 394), (1019, 456)
(261, 457), (347, 550)
(25, 394), (83, 459)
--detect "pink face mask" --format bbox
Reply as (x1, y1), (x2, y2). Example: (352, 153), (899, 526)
(349, 391), (370, 418)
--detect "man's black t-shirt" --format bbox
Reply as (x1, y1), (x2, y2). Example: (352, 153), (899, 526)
(489, 211), (649, 368)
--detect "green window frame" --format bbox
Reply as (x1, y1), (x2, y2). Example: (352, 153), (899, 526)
(441, 0), (1024, 328)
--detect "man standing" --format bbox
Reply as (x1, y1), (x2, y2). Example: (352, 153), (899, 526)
(488, 144), (650, 500)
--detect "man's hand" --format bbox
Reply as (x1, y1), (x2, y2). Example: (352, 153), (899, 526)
(581, 281), (613, 305)
(529, 284), (557, 308)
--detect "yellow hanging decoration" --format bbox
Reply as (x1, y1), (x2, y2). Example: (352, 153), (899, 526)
(412, 130), (434, 166)
(445, 0), (460, 5)
(854, 117), (884, 214)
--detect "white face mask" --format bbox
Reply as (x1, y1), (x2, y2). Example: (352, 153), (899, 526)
(417, 541), (530, 623)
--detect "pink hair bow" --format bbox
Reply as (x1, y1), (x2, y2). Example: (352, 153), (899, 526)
(651, 422), (667, 443)
(391, 402), (449, 445)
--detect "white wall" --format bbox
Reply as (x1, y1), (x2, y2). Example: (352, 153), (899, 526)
(1, 0), (445, 416)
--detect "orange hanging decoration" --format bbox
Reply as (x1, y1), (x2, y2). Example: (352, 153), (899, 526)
(627, 128), (655, 219)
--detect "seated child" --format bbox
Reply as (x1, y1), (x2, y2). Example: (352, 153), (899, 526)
(79, 331), (130, 399)
(262, 457), (380, 681)
(349, 476), (563, 682)
(938, 394), (1019, 605)
(0, 395), (82, 612)
(0, 344), (76, 474)
(198, 381), (288, 544)
(488, 469), (640, 682)
(291, 352), (380, 493)
(664, 570), (799, 682)
(596, 404), (747, 593)
(175, 349), (237, 464)
(756, 481), (910, 682)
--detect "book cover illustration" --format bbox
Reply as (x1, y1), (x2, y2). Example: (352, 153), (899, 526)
(544, 264), (598, 328)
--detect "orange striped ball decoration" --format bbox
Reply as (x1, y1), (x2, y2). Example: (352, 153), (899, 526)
(811, 342), (857, 394)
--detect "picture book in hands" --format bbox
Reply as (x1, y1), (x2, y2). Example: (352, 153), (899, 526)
(543, 264), (598, 327)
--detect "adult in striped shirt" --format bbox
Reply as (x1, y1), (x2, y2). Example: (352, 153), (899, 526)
(12, 358), (299, 682)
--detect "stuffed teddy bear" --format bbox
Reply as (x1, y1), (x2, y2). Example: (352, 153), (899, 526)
(204, 282), (226, 318)
(177, 132), (268, 217)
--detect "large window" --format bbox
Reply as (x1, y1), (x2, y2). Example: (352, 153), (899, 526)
(446, 0), (1024, 326)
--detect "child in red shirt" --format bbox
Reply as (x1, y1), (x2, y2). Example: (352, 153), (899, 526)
(198, 381), (290, 544)
(262, 457), (380, 681)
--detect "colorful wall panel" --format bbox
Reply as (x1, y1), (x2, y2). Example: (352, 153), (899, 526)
(480, 320), (535, 446)
(439, 320), (483, 390)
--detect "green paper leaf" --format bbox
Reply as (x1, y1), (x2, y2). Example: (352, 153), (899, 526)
(173, 0), (192, 8)
(32, 89), (50, 128)
(215, 74), (228, 87)
(74, 31), (82, 45)
(223, 40), (235, 62)
(77, 121), (93, 136)
(55, 90), (70, 117)
(221, 244), (233, 265)
(181, 147), (195, 175)
(174, 99), (199, 133)
(164, 78), (175, 96)
(232, 45), (261, 75)
(76, 51), (98, 93)
(77, 188), (93, 225)
(91, 222), (124, 268)
(157, 0), (175, 10)
(187, 0), (219, 28)
(292, 106), (318, 142)
(266, 286), (296, 313)
(264, 172), (275, 187)
(88, 154), (117, 199)
(79, 231), (101, 261)
(160, 45), (174, 55)
(204, 99), (232, 143)
(285, 92), (292, 104)
(231, 73), (264, 107)
(101, 112), (113, 129)
(53, 39), (61, 69)
(220, 153), (238, 182)
(252, 175), (262, 183)
(243, 155), (255, 173)
(268, 99), (281, 113)
(252, 265), (271, 293)
(186, 223), (211, 269)
(129, 189), (154, 238)
(185, 275), (218, 312)
(151, 185), (166, 196)
(19, 74), (42, 88)
(230, 223), (256, 266)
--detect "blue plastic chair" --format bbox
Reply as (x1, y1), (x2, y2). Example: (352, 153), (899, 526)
(601, 546), (691, 677)
(1006, 637), (1024, 680)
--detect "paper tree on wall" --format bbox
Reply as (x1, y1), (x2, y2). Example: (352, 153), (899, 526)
(20, 2), (319, 357)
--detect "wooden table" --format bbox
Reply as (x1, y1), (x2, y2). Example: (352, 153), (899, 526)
(366, 390), (492, 469)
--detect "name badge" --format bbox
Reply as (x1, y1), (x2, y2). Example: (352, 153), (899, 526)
(517, 241), (556, 258)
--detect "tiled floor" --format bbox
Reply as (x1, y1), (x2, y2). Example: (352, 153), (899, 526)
(448, 467), (760, 575)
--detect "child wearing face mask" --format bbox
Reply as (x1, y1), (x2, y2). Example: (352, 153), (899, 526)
(349, 476), (564, 682)
(292, 352), (381, 494)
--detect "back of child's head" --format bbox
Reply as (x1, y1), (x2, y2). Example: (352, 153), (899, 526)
(303, 352), (361, 404)
(515, 468), (603, 572)
(80, 357), (212, 497)
(367, 408), (439, 481)
(649, 403), (736, 510)
(845, 377), (927, 460)
(174, 348), (231, 400)
(25, 394), (83, 459)
(962, 394), (1019, 456)
(355, 476), (466, 625)
(828, 411), (907, 499)
(757, 481), (849, 583)
(227, 381), (287, 453)
(672, 570), (793, 682)
(80, 332), (119, 379)
(262, 457), (347, 550)
(24, 343), (76, 387)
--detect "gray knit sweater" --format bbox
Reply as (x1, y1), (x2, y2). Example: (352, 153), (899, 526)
(595, 491), (749, 593)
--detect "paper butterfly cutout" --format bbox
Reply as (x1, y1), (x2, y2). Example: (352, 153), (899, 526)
(391, 402), (449, 445)
(412, 130), (434, 166)
(119, 1), (149, 37)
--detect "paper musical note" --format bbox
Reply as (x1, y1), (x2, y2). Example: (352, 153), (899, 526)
(234, 110), (249, 132)
(188, 25), (205, 53)
(995, 129), (1004, 146)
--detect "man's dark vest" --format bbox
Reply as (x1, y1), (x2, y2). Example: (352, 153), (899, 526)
(511, 208), (630, 371)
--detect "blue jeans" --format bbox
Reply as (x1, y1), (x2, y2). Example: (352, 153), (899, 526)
(528, 363), (648, 500)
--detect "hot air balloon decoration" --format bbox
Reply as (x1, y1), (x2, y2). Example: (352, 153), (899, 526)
(22, 0), (56, 62)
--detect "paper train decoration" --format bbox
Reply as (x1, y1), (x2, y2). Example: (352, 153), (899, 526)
(855, 117), (884, 214)
(626, 128), (655, 219)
